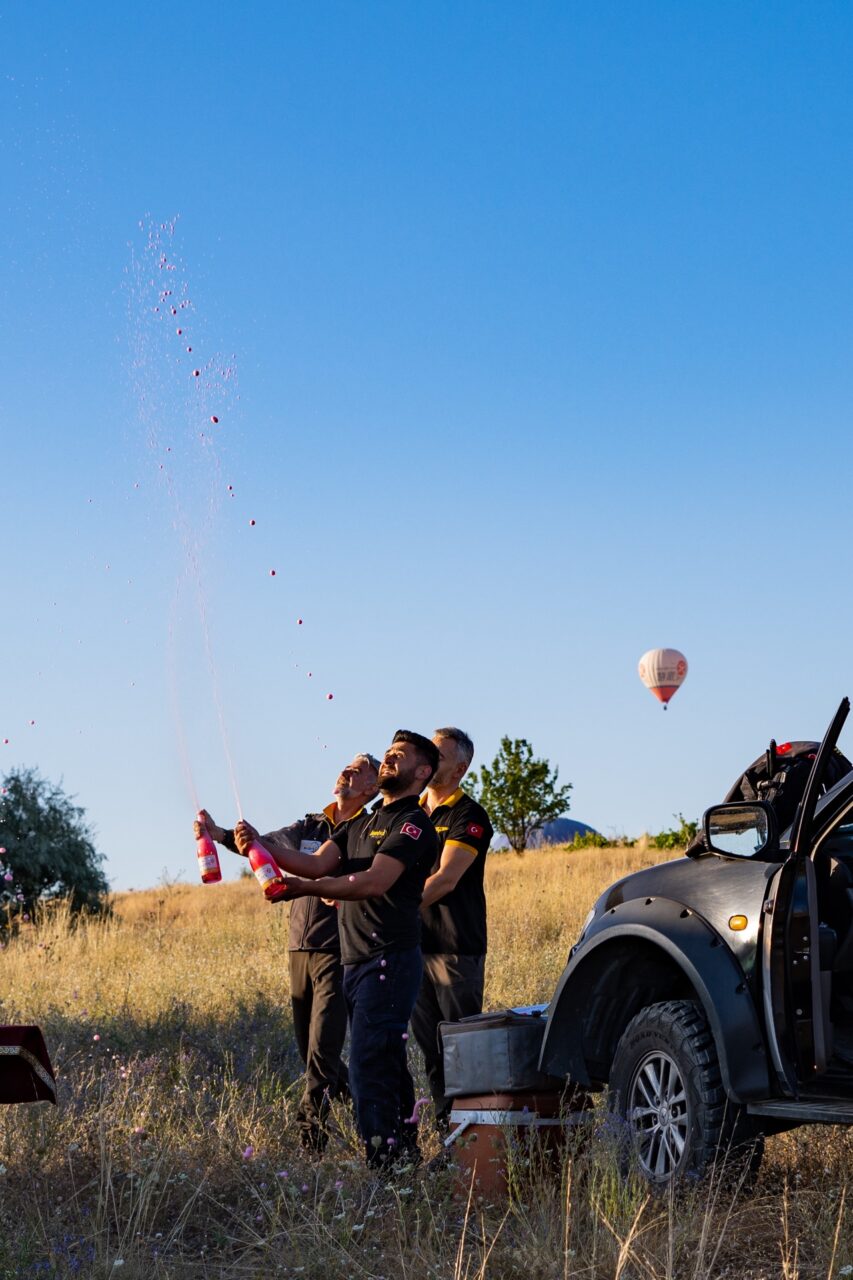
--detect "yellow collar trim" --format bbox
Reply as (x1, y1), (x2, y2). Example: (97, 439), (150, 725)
(421, 787), (464, 811)
(324, 802), (364, 823)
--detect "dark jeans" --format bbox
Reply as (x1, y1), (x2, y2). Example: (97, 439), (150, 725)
(343, 947), (423, 1167)
(289, 950), (349, 1150)
(410, 953), (485, 1122)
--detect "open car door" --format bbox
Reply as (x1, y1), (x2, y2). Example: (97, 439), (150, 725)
(762, 697), (850, 1092)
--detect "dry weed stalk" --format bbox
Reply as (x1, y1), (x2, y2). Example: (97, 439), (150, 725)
(827, 1183), (848, 1280)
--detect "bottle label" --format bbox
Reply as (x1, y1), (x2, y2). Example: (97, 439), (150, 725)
(254, 862), (278, 886)
(198, 853), (219, 874)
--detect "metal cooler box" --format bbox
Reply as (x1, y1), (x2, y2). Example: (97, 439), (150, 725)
(439, 1005), (563, 1097)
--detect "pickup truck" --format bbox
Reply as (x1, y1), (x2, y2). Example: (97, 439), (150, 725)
(538, 697), (853, 1184)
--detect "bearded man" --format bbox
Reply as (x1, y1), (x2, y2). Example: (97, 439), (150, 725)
(237, 730), (439, 1167)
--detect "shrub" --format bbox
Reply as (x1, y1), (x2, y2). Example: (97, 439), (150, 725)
(566, 830), (610, 850)
(650, 812), (698, 850)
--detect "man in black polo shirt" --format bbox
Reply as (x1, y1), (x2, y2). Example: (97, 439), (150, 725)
(411, 727), (494, 1127)
(195, 752), (380, 1151)
(240, 730), (439, 1167)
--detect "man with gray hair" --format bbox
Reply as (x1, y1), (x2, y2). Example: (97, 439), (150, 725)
(196, 752), (380, 1151)
(411, 728), (494, 1127)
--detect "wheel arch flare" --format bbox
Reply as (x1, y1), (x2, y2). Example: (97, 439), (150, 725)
(539, 897), (771, 1103)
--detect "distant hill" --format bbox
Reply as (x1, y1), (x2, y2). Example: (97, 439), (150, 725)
(492, 817), (599, 850)
(530, 817), (599, 847)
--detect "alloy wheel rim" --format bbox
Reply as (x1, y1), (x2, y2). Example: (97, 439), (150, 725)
(627, 1050), (689, 1179)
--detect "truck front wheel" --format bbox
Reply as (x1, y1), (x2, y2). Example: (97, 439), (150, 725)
(610, 999), (761, 1185)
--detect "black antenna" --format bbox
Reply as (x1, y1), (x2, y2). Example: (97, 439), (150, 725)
(766, 738), (777, 779)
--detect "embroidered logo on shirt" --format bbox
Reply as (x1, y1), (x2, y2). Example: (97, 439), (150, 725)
(369, 829), (387, 839)
(466, 822), (484, 838)
(299, 840), (322, 854)
(400, 822), (422, 840)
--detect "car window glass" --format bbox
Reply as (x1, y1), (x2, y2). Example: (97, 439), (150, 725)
(816, 805), (853, 863)
(811, 803), (853, 952)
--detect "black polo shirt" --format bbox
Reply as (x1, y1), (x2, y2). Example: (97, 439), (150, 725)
(329, 794), (438, 966)
(223, 804), (361, 953)
(271, 805), (362, 953)
(420, 788), (493, 956)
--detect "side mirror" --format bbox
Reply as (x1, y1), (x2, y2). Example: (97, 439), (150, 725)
(703, 802), (777, 859)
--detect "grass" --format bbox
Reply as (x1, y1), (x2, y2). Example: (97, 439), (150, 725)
(0, 843), (852, 1277)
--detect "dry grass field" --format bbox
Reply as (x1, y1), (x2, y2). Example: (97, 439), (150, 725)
(1, 842), (852, 1278)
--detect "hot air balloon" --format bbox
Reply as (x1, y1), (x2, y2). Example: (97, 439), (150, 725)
(638, 648), (688, 709)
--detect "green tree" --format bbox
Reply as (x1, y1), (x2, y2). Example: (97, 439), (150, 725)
(0, 767), (109, 915)
(469, 737), (573, 855)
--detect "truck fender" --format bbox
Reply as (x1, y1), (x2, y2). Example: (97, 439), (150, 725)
(539, 896), (770, 1103)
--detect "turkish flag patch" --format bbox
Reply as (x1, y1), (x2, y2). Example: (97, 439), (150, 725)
(467, 822), (484, 839)
(400, 822), (421, 840)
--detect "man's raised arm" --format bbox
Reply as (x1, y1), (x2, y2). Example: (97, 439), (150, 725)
(234, 820), (342, 879)
(270, 852), (405, 903)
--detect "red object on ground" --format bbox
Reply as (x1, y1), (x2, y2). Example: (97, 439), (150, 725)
(446, 1090), (587, 1197)
(196, 814), (222, 884)
(248, 842), (284, 899)
(0, 1026), (56, 1105)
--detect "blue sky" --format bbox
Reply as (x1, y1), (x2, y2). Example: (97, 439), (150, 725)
(3, 2), (853, 889)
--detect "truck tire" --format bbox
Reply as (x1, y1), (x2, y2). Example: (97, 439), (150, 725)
(610, 999), (762, 1186)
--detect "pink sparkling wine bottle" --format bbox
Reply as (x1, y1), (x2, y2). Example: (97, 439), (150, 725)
(196, 813), (222, 885)
(247, 842), (284, 899)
